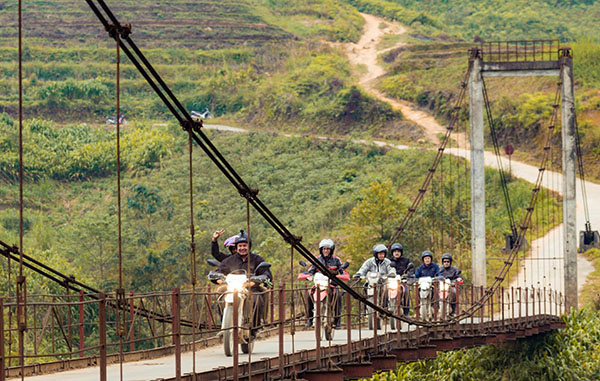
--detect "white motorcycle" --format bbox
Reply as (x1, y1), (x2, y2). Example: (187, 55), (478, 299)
(298, 260), (350, 341)
(208, 260), (271, 356)
(386, 274), (413, 330)
(363, 271), (388, 330)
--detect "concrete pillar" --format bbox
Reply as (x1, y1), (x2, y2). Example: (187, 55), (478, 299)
(469, 52), (486, 288)
(560, 51), (577, 311)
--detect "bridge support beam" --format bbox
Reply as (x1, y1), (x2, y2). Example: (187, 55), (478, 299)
(560, 52), (578, 312)
(469, 53), (487, 288)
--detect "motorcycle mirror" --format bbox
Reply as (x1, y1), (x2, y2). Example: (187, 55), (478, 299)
(206, 259), (220, 267)
(255, 262), (272, 272)
(298, 260), (307, 267)
(340, 261), (350, 270)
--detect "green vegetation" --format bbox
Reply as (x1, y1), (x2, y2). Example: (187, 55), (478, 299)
(580, 248), (600, 308)
(0, 0), (407, 138)
(369, 308), (600, 380)
(344, 0), (600, 41)
(0, 117), (558, 292)
(378, 38), (600, 180)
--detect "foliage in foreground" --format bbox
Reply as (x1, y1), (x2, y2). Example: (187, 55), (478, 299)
(369, 308), (600, 381)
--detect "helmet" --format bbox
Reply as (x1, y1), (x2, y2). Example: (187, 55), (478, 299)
(223, 235), (238, 248)
(318, 238), (335, 256)
(234, 230), (251, 249)
(421, 250), (433, 261)
(390, 243), (403, 256)
(441, 253), (453, 263)
(372, 244), (388, 259)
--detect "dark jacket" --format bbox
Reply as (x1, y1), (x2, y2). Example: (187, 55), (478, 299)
(211, 240), (231, 262)
(218, 252), (273, 283)
(308, 255), (343, 276)
(415, 263), (440, 278)
(389, 256), (415, 276)
(436, 266), (462, 281)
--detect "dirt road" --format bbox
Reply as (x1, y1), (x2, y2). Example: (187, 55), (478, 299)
(344, 13), (448, 144)
(342, 13), (594, 305)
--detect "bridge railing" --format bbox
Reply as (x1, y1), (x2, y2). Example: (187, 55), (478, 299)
(0, 283), (564, 379)
(479, 40), (562, 62)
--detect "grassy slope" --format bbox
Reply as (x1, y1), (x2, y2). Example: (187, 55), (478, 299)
(0, 117), (557, 292)
(0, 0), (413, 139)
(362, 0), (600, 180)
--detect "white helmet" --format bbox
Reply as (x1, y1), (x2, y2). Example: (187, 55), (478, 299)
(318, 238), (335, 255)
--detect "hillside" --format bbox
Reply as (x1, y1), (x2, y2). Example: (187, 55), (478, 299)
(0, 116), (558, 292)
(0, 0), (420, 140)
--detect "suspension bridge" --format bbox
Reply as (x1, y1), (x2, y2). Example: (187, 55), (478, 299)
(2, 1), (598, 380)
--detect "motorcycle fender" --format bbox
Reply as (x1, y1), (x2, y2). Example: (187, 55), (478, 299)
(319, 290), (328, 301)
(367, 288), (374, 296)
(389, 290), (398, 299)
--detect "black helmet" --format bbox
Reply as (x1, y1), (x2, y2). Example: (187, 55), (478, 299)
(390, 243), (403, 256)
(318, 238), (335, 256)
(234, 230), (251, 249)
(421, 250), (433, 261)
(441, 253), (453, 263)
(372, 244), (388, 259)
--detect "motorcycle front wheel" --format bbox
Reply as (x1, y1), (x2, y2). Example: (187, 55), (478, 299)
(222, 305), (235, 357)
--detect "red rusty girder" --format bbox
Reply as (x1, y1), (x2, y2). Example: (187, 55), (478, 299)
(340, 362), (373, 379)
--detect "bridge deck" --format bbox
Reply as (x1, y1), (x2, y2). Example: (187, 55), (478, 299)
(13, 315), (564, 381)
(18, 329), (378, 381)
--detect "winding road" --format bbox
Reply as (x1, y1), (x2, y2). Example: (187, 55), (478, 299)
(343, 13), (595, 305)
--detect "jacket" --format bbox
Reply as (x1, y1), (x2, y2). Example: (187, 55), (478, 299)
(355, 258), (397, 278)
(308, 254), (343, 276)
(389, 256), (415, 276)
(436, 266), (462, 281)
(211, 240), (231, 262)
(217, 252), (273, 284)
(415, 263), (440, 278)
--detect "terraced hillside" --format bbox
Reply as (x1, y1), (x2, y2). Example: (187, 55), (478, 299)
(0, 0), (293, 49)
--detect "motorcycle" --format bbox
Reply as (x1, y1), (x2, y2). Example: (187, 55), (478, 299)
(386, 274), (414, 329)
(208, 259), (271, 356)
(298, 260), (350, 341)
(438, 277), (463, 317)
(417, 276), (437, 321)
(362, 271), (389, 330)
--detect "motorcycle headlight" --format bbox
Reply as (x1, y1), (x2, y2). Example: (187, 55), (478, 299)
(314, 273), (330, 288)
(226, 274), (247, 293)
(387, 278), (399, 290)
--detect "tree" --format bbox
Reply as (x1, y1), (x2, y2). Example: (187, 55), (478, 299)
(343, 180), (406, 268)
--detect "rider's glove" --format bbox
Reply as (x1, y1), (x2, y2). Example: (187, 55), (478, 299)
(250, 274), (269, 285)
(208, 271), (225, 283)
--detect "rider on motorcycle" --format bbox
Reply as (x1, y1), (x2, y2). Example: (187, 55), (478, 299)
(436, 253), (462, 316)
(388, 243), (414, 316)
(214, 230), (273, 335)
(354, 244), (397, 279)
(211, 229), (238, 262)
(305, 238), (345, 329)
(415, 250), (439, 278)
(389, 243), (415, 276)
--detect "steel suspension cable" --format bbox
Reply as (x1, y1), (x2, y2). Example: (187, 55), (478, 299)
(455, 61), (564, 321)
(17, 0), (27, 376)
(187, 131), (197, 378)
(481, 77), (518, 238)
(81, 0), (562, 328)
(114, 33), (125, 381)
(387, 69), (471, 246)
(574, 116), (592, 231)
(82, 0), (439, 327)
